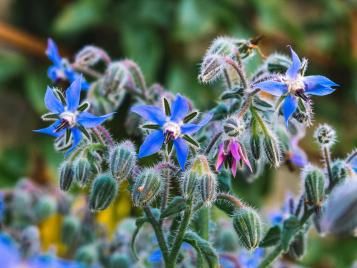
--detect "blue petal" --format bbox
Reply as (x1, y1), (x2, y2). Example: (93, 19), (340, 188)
(348, 153), (357, 173)
(47, 66), (61, 81)
(282, 95), (297, 126)
(181, 112), (213, 134)
(286, 46), (301, 80)
(65, 78), (82, 111)
(66, 128), (82, 155)
(33, 120), (63, 137)
(174, 137), (189, 170)
(77, 112), (114, 128)
(46, 38), (62, 66)
(148, 249), (163, 263)
(131, 105), (166, 126)
(253, 80), (288, 96)
(138, 130), (165, 158)
(170, 94), (189, 122)
(44, 86), (64, 113)
(303, 75), (338, 88)
(305, 85), (335, 96)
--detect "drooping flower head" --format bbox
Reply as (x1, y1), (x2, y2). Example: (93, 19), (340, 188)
(131, 94), (212, 170)
(216, 139), (252, 177)
(253, 47), (338, 125)
(46, 38), (89, 90)
(34, 77), (113, 154)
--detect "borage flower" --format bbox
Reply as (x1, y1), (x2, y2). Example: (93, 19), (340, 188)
(34, 77), (113, 154)
(131, 94), (212, 170)
(47, 38), (89, 90)
(216, 139), (252, 177)
(253, 47), (338, 125)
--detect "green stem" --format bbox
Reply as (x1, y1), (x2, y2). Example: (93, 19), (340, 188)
(159, 162), (171, 225)
(168, 198), (193, 267)
(224, 57), (248, 89)
(258, 245), (283, 268)
(197, 208), (209, 240)
(323, 147), (333, 189)
(143, 207), (170, 264)
(72, 63), (103, 79)
(237, 89), (260, 118)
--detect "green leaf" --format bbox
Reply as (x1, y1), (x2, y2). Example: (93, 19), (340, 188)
(183, 231), (219, 268)
(260, 226), (281, 248)
(131, 216), (148, 260)
(53, 0), (106, 35)
(281, 216), (301, 252)
(160, 196), (187, 219)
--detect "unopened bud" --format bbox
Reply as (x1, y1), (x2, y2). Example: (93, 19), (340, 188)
(34, 195), (57, 221)
(109, 141), (136, 181)
(75, 46), (110, 66)
(59, 161), (74, 191)
(265, 53), (291, 74)
(287, 233), (306, 260)
(89, 174), (118, 211)
(75, 244), (98, 266)
(321, 181), (357, 235)
(331, 160), (349, 186)
(199, 54), (225, 83)
(263, 134), (281, 167)
(223, 117), (245, 137)
(109, 252), (131, 268)
(314, 124), (336, 148)
(303, 165), (325, 207)
(233, 207), (262, 250)
(103, 62), (130, 93)
(206, 37), (237, 57)
(20, 226), (40, 258)
(132, 168), (161, 207)
(61, 215), (80, 245)
(74, 158), (94, 187)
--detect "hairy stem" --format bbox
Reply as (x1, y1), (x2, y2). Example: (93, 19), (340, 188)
(168, 198), (193, 267)
(216, 192), (244, 208)
(159, 163), (171, 225)
(204, 132), (222, 155)
(143, 207), (169, 264)
(258, 245), (282, 268)
(323, 147), (333, 189)
(72, 63), (103, 79)
(224, 57), (248, 89)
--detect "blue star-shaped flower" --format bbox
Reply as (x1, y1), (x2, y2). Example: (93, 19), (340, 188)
(34, 77), (113, 154)
(131, 94), (212, 170)
(253, 47), (339, 125)
(46, 38), (89, 90)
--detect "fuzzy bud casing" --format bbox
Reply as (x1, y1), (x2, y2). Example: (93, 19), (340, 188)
(109, 252), (131, 268)
(303, 165), (325, 207)
(314, 124), (336, 148)
(61, 215), (80, 245)
(75, 46), (110, 66)
(89, 174), (118, 211)
(263, 134), (281, 168)
(34, 195), (57, 221)
(103, 62), (129, 94)
(331, 160), (349, 186)
(59, 161), (74, 191)
(233, 207), (262, 250)
(223, 117), (245, 137)
(132, 168), (161, 207)
(74, 158), (94, 187)
(109, 141), (136, 181)
(75, 245), (98, 266)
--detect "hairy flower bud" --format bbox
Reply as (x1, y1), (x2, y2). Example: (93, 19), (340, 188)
(132, 168), (161, 207)
(303, 165), (325, 207)
(20, 226), (40, 258)
(89, 174), (118, 211)
(206, 37), (237, 57)
(75, 245), (98, 266)
(287, 233), (306, 260)
(109, 252), (131, 268)
(103, 62), (130, 94)
(61, 215), (80, 245)
(109, 141), (136, 181)
(321, 181), (357, 235)
(74, 158), (94, 187)
(59, 161), (74, 191)
(233, 207), (262, 250)
(75, 45), (110, 66)
(314, 124), (336, 148)
(223, 117), (245, 137)
(331, 160), (349, 186)
(263, 134), (281, 167)
(199, 54), (225, 83)
(34, 195), (57, 221)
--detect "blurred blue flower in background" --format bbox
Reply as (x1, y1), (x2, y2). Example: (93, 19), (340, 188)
(131, 94), (212, 169)
(34, 78), (113, 154)
(254, 47), (338, 125)
(47, 39), (89, 90)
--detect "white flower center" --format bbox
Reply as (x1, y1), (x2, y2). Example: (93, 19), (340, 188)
(163, 121), (181, 139)
(287, 75), (305, 93)
(60, 111), (77, 127)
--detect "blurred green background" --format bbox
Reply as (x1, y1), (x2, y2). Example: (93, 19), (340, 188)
(0, 0), (356, 266)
